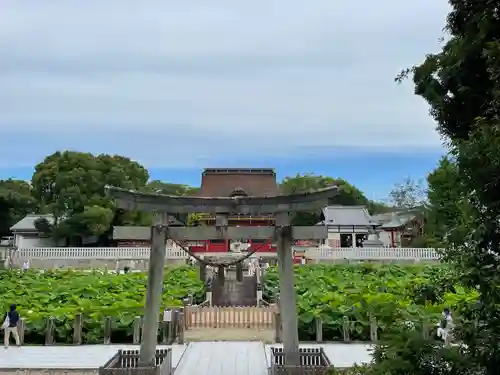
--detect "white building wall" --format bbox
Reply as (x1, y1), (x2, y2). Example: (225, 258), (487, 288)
(378, 231), (392, 247)
(14, 234), (64, 248)
(327, 232), (340, 247)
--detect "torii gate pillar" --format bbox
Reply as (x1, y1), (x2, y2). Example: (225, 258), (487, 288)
(275, 213), (300, 364)
(140, 212), (168, 364)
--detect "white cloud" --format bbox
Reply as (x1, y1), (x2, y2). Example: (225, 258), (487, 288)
(0, 0), (450, 167)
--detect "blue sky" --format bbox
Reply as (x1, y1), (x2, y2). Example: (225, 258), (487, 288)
(0, 0), (450, 201)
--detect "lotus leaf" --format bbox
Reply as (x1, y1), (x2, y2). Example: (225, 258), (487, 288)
(262, 264), (478, 341)
(0, 266), (204, 344)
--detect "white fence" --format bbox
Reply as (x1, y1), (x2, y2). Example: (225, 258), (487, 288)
(9, 246), (441, 261)
(305, 247), (439, 260)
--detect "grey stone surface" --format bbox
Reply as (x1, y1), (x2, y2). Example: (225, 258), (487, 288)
(0, 343), (373, 373)
(174, 342), (269, 375)
(0, 345), (187, 369)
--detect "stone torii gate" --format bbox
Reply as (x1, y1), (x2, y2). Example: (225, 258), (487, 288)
(106, 185), (338, 366)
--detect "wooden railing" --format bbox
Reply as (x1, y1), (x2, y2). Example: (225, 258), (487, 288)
(273, 313), (438, 343)
(185, 305), (277, 329)
(11, 312), (185, 346)
(8, 307), (440, 346)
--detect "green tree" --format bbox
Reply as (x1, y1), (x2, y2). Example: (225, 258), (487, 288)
(279, 173), (389, 225)
(141, 181), (201, 226)
(389, 177), (427, 210)
(143, 180), (200, 196)
(425, 156), (473, 247)
(31, 151), (149, 243)
(395, 0), (500, 373)
(0, 179), (38, 237)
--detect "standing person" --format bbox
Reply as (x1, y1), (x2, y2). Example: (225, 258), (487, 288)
(3, 304), (21, 348)
(437, 307), (454, 343)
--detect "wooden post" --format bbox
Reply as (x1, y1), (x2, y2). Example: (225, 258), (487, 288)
(183, 299), (190, 329)
(161, 320), (169, 344)
(199, 262), (207, 282)
(73, 313), (82, 345)
(168, 310), (178, 344)
(17, 319), (25, 345)
(133, 316), (142, 344)
(370, 315), (378, 342)
(104, 316), (112, 344)
(45, 317), (55, 346)
(315, 317), (323, 342)
(273, 312), (282, 343)
(342, 316), (350, 342)
(178, 312), (185, 344)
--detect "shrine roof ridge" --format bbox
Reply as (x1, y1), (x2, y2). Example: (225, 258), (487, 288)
(202, 168), (276, 176)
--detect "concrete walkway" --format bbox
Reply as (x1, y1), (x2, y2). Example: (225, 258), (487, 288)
(0, 342), (373, 374)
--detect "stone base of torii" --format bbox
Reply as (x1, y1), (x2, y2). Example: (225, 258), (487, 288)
(105, 185), (338, 367)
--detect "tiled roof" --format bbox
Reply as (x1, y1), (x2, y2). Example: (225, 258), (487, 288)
(371, 211), (416, 228)
(323, 205), (375, 226)
(197, 168), (279, 197)
(10, 214), (54, 232)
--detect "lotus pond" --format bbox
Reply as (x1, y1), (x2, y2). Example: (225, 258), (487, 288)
(0, 266), (204, 344)
(262, 263), (478, 341)
(0, 263), (477, 343)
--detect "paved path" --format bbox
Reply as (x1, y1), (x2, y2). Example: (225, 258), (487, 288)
(0, 345), (187, 369)
(0, 342), (373, 373)
(175, 342), (268, 375)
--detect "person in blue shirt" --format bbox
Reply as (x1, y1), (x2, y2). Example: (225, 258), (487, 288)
(2, 304), (21, 348)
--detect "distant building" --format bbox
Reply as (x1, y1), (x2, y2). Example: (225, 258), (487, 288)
(113, 168), (280, 253)
(10, 214), (98, 248)
(320, 206), (378, 247)
(9, 214), (63, 248)
(191, 168), (278, 252)
(371, 211), (424, 247)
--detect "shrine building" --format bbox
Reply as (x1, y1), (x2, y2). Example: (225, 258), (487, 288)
(113, 168), (280, 254)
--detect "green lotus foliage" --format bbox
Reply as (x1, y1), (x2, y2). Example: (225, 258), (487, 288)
(262, 264), (478, 341)
(0, 266), (204, 344)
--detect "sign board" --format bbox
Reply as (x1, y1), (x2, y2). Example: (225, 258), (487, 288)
(163, 309), (172, 322)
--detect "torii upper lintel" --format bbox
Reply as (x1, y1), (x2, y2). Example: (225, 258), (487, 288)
(104, 185), (339, 214)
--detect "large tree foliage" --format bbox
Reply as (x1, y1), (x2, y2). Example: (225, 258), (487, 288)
(143, 180), (200, 196)
(31, 151), (150, 242)
(0, 179), (37, 237)
(389, 177), (427, 210)
(425, 156), (474, 248)
(279, 173), (389, 225)
(392, 0), (500, 373)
